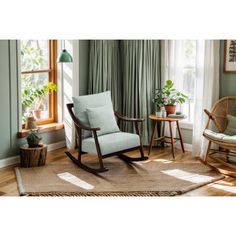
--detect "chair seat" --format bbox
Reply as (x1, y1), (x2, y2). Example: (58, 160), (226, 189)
(204, 129), (236, 144)
(82, 132), (140, 155)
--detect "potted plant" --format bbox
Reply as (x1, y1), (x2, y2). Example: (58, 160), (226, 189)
(153, 80), (188, 115)
(22, 82), (57, 120)
(152, 88), (165, 117)
(162, 80), (188, 115)
(26, 130), (42, 148)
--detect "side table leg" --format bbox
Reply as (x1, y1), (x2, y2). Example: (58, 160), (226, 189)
(148, 121), (157, 155)
(161, 121), (165, 148)
(176, 121), (185, 153)
(168, 121), (175, 159)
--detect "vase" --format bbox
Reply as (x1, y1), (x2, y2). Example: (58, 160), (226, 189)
(33, 110), (41, 120)
(155, 111), (162, 117)
(165, 105), (176, 115)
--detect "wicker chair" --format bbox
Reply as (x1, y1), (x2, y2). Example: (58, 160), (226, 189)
(203, 96), (236, 176)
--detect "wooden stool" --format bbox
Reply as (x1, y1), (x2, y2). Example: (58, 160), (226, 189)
(148, 114), (186, 159)
(19, 144), (47, 167)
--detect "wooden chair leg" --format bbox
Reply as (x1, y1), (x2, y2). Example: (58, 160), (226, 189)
(148, 121), (157, 155)
(225, 149), (229, 162)
(93, 131), (107, 170)
(204, 141), (212, 163)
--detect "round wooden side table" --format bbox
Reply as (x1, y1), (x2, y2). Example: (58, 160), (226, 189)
(148, 114), (186, 159)
(19, 144), (47, 167)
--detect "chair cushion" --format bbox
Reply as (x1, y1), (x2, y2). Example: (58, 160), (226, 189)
(224, 115), (236, 135)
(204, 129), (236, 143)
(72, 91), (113, 138)
(82, 132), (140, 155)
(86, 105), (120, 136)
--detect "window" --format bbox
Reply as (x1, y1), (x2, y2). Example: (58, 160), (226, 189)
(181, 40), (196, 124)
(20, 40), (57, 126)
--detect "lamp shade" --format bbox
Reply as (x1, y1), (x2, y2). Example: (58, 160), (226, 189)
(58, 49), (73, 63)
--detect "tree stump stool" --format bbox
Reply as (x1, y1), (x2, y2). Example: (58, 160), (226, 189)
(19, 144), (47, 167)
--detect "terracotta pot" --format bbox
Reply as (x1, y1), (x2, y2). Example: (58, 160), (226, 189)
(165, 105), (176, 115)
(33, 110), (41, 120)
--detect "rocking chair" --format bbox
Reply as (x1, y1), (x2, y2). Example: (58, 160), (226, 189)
(203, 96), (236, 176)
(65, 91), (148, 173)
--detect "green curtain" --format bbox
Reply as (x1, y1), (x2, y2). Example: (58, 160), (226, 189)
(120, 40), (161, 145)
(88, 40), (121, 111)
(88, 40), (161, 145)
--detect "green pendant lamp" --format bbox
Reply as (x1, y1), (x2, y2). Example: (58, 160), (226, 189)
(58, 49), (73, 63)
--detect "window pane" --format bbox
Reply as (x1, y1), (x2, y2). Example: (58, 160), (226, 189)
(183, 40), (196, 67)
(181, 40), (197, 123)
(21, 73), (50, 122)
(21, 40), (49, 71)
(183, 68), (195, 98)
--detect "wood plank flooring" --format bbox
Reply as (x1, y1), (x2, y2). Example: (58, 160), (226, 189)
(0, 147), (236, 196)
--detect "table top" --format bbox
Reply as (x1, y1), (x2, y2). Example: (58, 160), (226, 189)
(149, 114), (186, 122)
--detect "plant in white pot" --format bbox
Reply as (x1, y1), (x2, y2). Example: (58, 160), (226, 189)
(152, 88), (165, 117)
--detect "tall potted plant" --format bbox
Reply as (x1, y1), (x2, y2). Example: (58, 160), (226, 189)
(153, 80), (188, 115)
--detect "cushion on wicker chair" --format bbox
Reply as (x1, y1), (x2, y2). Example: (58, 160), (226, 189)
(204, 129), (236, 143)
(82, 132), (140, 155)
(224, 115), (236, 135)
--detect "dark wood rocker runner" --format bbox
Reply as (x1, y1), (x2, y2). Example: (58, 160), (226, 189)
(65, 103), (148, 174)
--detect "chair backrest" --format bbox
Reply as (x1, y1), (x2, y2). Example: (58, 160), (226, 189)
(72, 91), (114, 138)
(211, 96), (236, 132)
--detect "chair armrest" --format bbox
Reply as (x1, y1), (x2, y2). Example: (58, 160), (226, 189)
(204, 109), (214, 119)
(74, 121), (100, 131)
(115, 112), (144, 122)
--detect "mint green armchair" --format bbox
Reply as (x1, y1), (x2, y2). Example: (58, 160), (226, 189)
(65, 91), (148, 173)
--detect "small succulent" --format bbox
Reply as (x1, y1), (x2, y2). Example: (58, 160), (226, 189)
(26, 130), (42, 148)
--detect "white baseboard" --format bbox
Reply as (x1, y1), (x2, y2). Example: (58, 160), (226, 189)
(47, 140), (66, 152)
(0, 140), (66, 169)
(0, 155), (19, 169)
(176, 142), (192, 152)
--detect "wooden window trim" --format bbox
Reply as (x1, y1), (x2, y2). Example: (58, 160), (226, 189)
(18, 123), (64, 138)
(21, 40), (58, 126)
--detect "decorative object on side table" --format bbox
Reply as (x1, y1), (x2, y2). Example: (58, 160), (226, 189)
(19, 130), (47, 168)
(153, 80), (188, 115)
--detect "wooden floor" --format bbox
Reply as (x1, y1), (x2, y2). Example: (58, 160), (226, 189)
(0, 146), (236, 196)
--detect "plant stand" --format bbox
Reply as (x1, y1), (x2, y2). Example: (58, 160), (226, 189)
(19, 144), (47, 167)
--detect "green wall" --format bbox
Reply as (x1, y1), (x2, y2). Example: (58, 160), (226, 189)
(0, 40), (65, 161)
(220, 40), (236, 98)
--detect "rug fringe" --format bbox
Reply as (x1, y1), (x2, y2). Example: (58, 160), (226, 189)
(24, 191), (182, 197)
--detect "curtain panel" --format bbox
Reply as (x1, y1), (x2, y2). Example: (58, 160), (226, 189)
(88, 40), (121, 112)
(120, 40), (161, 145)
(88, 40), (161, 145)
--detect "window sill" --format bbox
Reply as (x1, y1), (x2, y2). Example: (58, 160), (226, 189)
(179, 121), (193, 130)
(17, 123), (64, 138)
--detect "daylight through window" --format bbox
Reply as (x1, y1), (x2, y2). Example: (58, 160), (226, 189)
(20, 40), (57, 126)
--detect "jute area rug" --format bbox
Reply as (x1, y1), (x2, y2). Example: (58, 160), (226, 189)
(15, 156), (224, 196)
